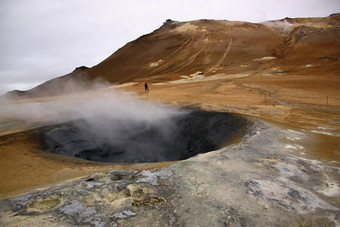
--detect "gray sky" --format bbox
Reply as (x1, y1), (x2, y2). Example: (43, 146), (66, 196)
(0, 0), (339, 94)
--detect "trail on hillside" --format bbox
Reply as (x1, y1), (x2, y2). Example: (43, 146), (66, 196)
(174, 40), (208, 70)
(206, 31), (233, 74)
(145, 37), (194, 75)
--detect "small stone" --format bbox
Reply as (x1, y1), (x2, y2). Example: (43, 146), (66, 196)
(123, 210), (136, 216)
(113, 212), (127, 219)
(59, 200), (83, 216)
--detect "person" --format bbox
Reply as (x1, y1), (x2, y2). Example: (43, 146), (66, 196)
(144, 82), (149, 92)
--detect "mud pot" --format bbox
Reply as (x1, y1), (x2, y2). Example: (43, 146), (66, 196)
(43, 109), (252, 163)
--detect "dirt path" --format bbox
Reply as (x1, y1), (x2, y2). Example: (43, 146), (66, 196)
(206, 33), (232, 74)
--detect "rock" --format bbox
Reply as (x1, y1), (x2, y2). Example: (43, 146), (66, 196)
(28, 195), (62, 211)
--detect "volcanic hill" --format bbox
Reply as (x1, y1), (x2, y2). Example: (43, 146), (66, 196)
(6, 14), (340, 98)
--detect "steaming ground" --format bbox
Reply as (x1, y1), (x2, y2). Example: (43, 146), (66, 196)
(0, 87), (185, 136)
(43, 110), (250, 163)
(0, 84), (340, 226)
(0, 87), (188, 198)
(1, 116), (339, 226)
(1, 84), (251, 163)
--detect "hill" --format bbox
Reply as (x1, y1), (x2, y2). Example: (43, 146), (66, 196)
(6, 15), (340, 98)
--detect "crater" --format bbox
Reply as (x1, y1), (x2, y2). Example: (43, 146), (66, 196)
(43, 109), (252, 163)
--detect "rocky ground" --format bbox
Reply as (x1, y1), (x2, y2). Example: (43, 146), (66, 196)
(1, 120), (339, 226)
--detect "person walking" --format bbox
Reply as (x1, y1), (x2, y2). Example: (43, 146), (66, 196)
(145, 82), (149, 92)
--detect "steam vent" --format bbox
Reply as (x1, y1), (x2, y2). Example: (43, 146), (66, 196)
(43, 110), (251, 163)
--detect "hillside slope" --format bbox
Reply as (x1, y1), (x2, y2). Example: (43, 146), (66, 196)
(6, 14), (340, 98)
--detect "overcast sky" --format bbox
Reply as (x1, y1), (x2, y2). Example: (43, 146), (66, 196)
(0, 0), (339, 94)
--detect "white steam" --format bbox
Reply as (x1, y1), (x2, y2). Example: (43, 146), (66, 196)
(0, 84), (186, 135)
(262, 19), (293, 34)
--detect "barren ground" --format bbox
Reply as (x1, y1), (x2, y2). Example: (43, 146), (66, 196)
(1, 71), (339, 197)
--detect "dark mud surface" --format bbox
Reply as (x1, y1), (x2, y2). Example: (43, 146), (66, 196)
(43, 110), (251, 163)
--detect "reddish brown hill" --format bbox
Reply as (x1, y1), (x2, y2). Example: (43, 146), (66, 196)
(87, 19), (287, 83)
(7, 15), (340, 98)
